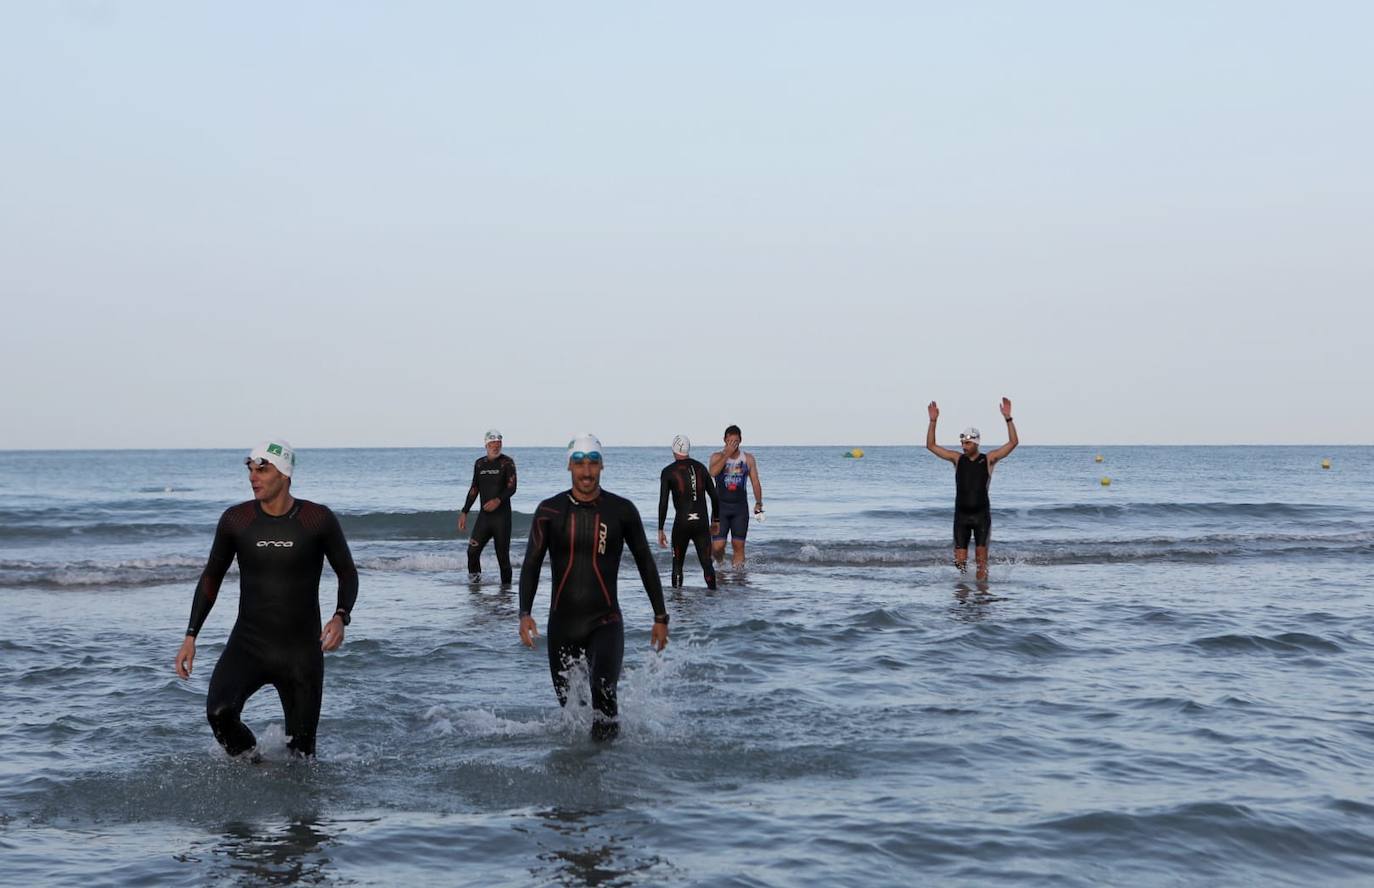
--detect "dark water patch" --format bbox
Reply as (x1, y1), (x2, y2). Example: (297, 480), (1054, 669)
(1122, 696), (1211, 714)
(0, 520), (212, 543)
(1033, 800), (1374, 877)
(844, 607), (914, 630)
(950, 624), (1074, 659)
(337, 509), (534, 541)
(1329, 797), (1374, 817)
(1188, 633), (1343, 656)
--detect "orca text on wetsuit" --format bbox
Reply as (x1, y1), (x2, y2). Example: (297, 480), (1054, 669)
(658, 457), (718, 588)
(185, 499), (358, 757)
(519, 489), (666, 735)
(462, 452), (518, 583)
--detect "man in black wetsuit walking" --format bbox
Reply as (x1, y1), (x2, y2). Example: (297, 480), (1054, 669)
(518, 433), (669, 741)
(173, 439), (358, 759)
(658, 435), (719, 590)
(926, 399), (1019, 581)
(458, 429), (518, 584)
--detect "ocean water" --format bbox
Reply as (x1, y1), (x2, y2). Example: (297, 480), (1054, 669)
(2, 445), (1373, 887)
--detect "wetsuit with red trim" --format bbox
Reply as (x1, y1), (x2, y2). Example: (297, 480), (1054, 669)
(185, 499), (358, 757)
(461, 453), (518, 583)
(658, 458), (718, 589)
(519, 489), (665, 738)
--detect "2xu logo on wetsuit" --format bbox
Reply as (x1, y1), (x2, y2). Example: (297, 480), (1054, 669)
(256, 540), (295, 548)
(598, 522), (608, 554)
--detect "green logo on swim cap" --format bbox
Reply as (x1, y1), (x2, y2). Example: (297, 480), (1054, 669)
(267, 444), (284, 456)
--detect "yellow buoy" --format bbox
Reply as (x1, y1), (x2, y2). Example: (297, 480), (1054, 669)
(1100, 477), (1112, 486)
(1321, 458), (1332, 470)
(1094, 454), (1104, 463)
(849, 448), (864, 459)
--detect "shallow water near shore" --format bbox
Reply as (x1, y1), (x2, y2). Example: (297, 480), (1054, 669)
(3, 445), (1373, 886)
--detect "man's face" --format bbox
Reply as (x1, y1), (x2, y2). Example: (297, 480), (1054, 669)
(723, 433), (741, 455)
(485, 440), (502, 459)
(248, 462), (289, 501)
(568, 455), (603, 498)
(961, 438), (980, 456)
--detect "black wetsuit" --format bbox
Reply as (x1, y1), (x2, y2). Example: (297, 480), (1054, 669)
(186, 499), (358, 757)
(519, 489), (666, 739)
(658, 458), (718, 589)
(953, 453), (992, 549)
(462, 454), (517, 583)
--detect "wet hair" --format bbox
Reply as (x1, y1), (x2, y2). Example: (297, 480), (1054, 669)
(724, 424), (742, 439)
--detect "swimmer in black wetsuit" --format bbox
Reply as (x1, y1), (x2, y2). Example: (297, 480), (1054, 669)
(457, 429), (517, 584)
(518, 433), (669, 742)
(926, 399), (1019, 581)
(657, 435), (719, 589)
(173, 439), (358, 759)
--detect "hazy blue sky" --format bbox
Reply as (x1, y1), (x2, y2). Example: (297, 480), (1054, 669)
(2, 2), (1370, 448)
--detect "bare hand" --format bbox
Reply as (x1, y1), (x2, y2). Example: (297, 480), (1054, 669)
(320, 615), (346, 652)
(519, 615), (539, 648)
(650, 622), (669, 652)
(457, 513), (467, 532)
(657, 529), (668, 548)
(1000, 397), (1013, 419)
(482, 500), (500, 512)
(710, 521), (719, 537)
(174, 636), (196, 679)
(928, 401), (939, 422)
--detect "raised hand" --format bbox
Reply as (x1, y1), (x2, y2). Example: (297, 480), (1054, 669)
(928, 401), (939, 422)
(1000, 397), (1013, 419)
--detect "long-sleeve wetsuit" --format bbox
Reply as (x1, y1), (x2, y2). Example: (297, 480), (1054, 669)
(462, 454), (518, 583)
(519, 489), (665, 735)
(658, 458), (718, 588)
(185, 499), (358, 757)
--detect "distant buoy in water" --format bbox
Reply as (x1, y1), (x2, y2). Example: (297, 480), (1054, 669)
(1321, 458), (1332, 470)
(844, 448), (865, 459)
(1100, 477), (1112, 486)
(1094, 454), (1104, 463)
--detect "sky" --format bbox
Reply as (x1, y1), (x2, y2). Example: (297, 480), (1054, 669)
(2, 1), (1371, 448)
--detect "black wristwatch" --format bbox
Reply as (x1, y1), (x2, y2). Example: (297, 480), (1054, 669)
(334, 608), (351, 627)
(654, 613), (670, 626)
(1005, 417), (1014, 423)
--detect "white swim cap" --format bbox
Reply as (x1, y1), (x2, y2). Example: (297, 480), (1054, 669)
(959, 427), (981, 442)
(484, 429), (502, 444)
(247, 439), (296, 477)
(672, 435), (691, 456)
(566, 433), (603, 461)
